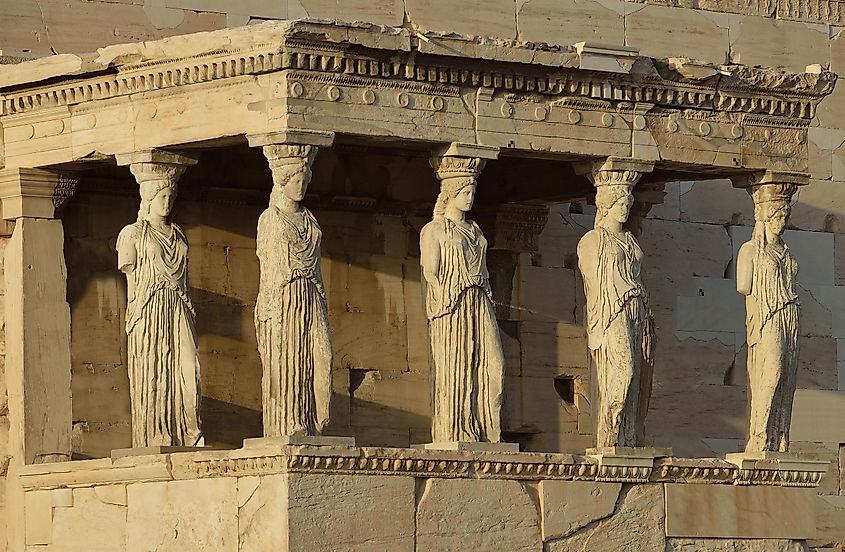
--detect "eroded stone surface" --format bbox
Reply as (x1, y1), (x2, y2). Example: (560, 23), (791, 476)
(287, 473), (414, 551)
(666, 538), (808, 551)
(416, 478), (541, 551)
(126, 478), (238, 552)
(665, 484), (816, 539)
(546, 484), (665, 552)
(50, 487), (127, 552)
(540, 480), (621, 540)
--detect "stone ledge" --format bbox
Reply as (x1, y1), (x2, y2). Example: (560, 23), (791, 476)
(16, 446), (829, 491)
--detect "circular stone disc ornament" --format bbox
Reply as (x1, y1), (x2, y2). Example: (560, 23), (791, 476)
(633, 115), (646, 130)
(666, 119), (679, 133)
(327, 86), (341, 101)
(396, 92), (410, 107)
(501, 102), (514, 118)
(362, 89), (376, 104)
(431, 96), (445, 111)
(289, 81), (304, 98)
(699, 121), (712, 136)
(567, 110), (582, 124)
(534, 106), (548, 121)
(601, 113), (614, 127)
(731, 124), (744, 138)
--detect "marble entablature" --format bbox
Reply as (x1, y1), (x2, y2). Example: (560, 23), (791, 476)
(0, 20), (834, 176)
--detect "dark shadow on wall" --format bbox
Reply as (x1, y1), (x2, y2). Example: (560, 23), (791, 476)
(63, 145), (845, 460)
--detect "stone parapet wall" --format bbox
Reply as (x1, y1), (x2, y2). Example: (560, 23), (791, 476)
(14, 446), (823, 551)
(0, 0), (843, 59)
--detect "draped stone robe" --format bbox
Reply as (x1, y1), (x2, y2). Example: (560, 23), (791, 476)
(578, 226), (653, 448)
(255, 205), (332, 437)
(422, 218), (504, 443)
(744, 239), (800, 452)
(117, 220), (203, 447)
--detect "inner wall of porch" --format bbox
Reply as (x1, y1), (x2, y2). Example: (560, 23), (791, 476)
(63, 143), (841, 470)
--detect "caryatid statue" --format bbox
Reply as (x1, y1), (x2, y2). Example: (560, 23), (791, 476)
(577, 159), (655, 448)
(254, 143), (332, 437)
(736, 180), (801, 453)
(420, 149), (505, 443)
(116, 151), (203, 448)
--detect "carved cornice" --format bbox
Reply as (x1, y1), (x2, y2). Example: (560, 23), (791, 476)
(0, 21), (834, 126)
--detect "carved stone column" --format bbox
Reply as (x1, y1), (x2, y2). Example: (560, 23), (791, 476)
(244, 129), (354, 446)
(418, 142), (518, 451)
(728, 170), (807, 459)
(574, 158), (667, 458)
(0, 167), (75, 550)
(114, 150), (203, 450)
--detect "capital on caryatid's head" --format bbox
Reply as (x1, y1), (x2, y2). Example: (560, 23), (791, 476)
(575, 157), (655, 189)
(116, 150), (198, 185)
(429, 142), (499, 184)
(247, 129), (334, 172)
(732, 170), (807, 229)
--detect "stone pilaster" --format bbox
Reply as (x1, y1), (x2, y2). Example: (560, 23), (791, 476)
(0, 168), (75, 467)
(0, 167), (76, 552)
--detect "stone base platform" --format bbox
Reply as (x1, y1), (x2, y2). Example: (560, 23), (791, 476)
(412, 441), (520, 453)
(14, 445), (827, 551)
(724, 451), (829, 486)
(110, 446), (212, 459)
(243, 435), (356, 448)
(586, 446), (674, 482)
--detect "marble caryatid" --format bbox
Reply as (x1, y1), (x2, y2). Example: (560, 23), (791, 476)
(577, 164), (654, 448)
(255, 144), (332, 437)
(117, 160), (203, 448)
(737, 183), (800, 453)
(420, 154), (505, 444)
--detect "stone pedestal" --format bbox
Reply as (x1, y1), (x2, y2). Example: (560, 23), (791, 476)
(414, 442), (520, 453)
(110, 446), (213, 460)
(587, 447), (673, 483)
(0, 168), (75, 552)
(243, 436), (356, 448)
(587, 446), (673, 456)
(724, 452), (828, 486)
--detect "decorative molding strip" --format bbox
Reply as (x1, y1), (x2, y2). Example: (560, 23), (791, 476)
(16, 447), (827, 489)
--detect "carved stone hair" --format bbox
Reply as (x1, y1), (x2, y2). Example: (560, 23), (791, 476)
(430, 156), (485, 219)
(593, 185), (633, 228)
(748, 183), (796, 244)
(130, 162), (184, 221)
(263, 144), (317, 170)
